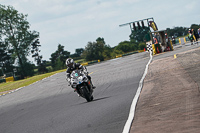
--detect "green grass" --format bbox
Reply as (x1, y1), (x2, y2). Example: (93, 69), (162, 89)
(0, 69), (66, 93)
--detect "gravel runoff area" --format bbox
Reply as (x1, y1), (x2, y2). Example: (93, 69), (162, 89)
(130, 47), (200, 133)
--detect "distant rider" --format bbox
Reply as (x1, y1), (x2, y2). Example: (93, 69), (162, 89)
(65, 58), (96, 89)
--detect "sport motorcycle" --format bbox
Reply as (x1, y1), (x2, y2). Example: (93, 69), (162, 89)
(70, 69), (94, 102)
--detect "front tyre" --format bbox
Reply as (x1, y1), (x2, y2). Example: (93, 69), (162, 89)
(82, 86), (93, 102)
(91, 95), (94, 101)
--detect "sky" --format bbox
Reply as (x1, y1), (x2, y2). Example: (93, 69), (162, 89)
(1, 0), (200, 62)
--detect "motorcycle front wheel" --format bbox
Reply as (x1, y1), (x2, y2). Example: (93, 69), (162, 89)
(82, 86), (93, 102)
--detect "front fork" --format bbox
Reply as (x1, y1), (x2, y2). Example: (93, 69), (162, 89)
(76, 82), (93, 96)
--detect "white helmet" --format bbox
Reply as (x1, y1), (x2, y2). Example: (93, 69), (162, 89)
(66, 58), (74, 67)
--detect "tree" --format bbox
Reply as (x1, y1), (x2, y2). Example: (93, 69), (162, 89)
(0, 41), (13, 75)
(83, 42), (97, 61)
(166, 26), (189, 37)
(0, 4), (39, 78)
(31, 39), (42, 65)
(50, 44), (70, 70)
(83, 37), (105, 61)
(114, 41), (138, 53)
(75, 48), (84, 57)
(54, 58), (63, 70)
(103, 44), (112, 60)
(31, 39), (48, 74)
(96, 37), (105, 44)
(190, 24), (200, 32)
(129, 26), (150, 42)
(95, 37), (105, 61)
(115, 41), (131, 53)
(70, 48), (84, 58)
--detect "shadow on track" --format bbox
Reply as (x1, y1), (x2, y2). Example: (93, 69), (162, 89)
(91, 96), (111, 102)
(77, 96), (111, 105)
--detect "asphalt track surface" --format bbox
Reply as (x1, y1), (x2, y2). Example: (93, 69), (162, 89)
(0, 52), (150, 133)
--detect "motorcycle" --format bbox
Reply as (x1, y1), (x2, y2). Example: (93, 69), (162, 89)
(70, 69), (94, 102)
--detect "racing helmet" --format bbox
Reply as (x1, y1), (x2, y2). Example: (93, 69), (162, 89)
(66, 58), (74, 67)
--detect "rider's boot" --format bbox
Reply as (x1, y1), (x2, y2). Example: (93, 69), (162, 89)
(92, 85), (96, 89)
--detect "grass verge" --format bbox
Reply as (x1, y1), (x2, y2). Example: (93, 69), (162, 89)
(0, 69), (66, 93)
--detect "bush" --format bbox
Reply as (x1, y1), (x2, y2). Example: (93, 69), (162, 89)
(111, 49), (124, 58)
(138, 43), (146, 50)
(47, 66), (53, 72)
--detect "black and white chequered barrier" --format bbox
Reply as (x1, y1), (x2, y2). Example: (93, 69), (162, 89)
(146, 43), (153, 52)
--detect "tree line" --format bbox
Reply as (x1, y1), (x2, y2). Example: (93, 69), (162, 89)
(0, 4), (199, 79)
(49, 37), (147, 72)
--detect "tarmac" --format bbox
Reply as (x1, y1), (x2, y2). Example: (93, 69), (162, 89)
(130, 47), (200, 133)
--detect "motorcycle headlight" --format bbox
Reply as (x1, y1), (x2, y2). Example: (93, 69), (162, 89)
(78, 76), (82, 80)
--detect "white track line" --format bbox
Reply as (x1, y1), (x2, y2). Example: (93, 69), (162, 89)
(122, 52), (152, 133)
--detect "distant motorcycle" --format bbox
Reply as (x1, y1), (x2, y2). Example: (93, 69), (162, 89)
(70, 69), (94, 102)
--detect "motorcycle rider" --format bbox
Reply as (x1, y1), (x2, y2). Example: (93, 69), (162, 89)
(65, 58), (96, 90)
